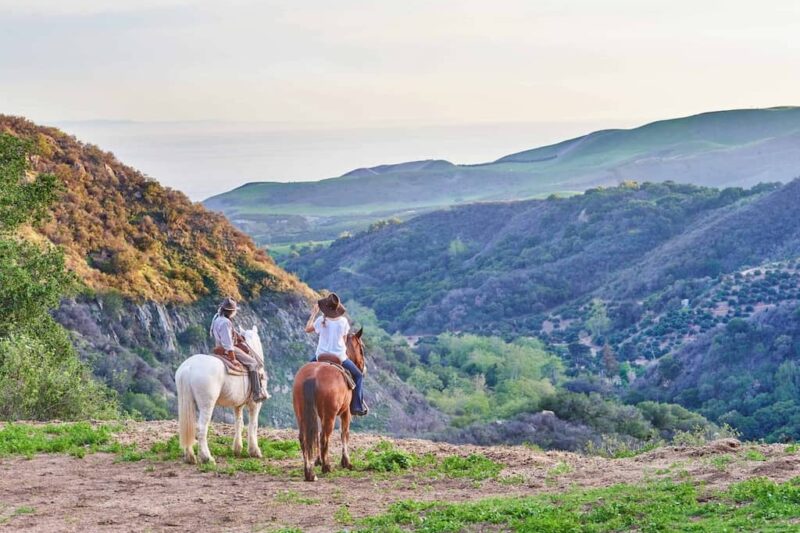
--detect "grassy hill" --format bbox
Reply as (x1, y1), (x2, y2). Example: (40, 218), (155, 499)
(204, 107), (800, 244)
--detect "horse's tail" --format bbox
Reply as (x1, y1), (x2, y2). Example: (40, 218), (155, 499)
(302, 378), (319, 462)
(177, 368), (196, 452)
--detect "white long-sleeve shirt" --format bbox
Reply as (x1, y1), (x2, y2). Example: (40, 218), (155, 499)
(211, 315), (235, 351)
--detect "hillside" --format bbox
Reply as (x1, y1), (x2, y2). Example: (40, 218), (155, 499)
(286, 181), (791, 336)
(2, 420), (800, 532)
(284, 179), (800, 441)
(0, 116), (444, 433)
(0, 115), (310, 304)
(204, 107), (800, 244)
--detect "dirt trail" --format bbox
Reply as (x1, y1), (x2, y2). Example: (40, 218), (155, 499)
(1, 421), (798, 532)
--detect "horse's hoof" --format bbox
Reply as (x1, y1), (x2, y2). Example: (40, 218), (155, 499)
(200, 456), (216, 466)
(322, 463), (332, 474)
(249, 448), (263, 459)
(341, 459), (353, 470)
(185, 454), (197, 465)
(233, 447), (243, 457)
(304, 475), (317, 482)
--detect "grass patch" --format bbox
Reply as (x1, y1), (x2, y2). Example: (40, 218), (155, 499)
(361, 440), (417, 472)
(274, 490), (319, 505)
(0, 422), (118, 458)
(435, 454), (504, 481)
(743, 449), (767, 462)
(547, 461), (573, 478)
(786, 443), (799, 454)
(710, 454), (734, 471)
(334, 505), (354, 525)
(357, 477), (800, 532)
(118, 434), (299, 476)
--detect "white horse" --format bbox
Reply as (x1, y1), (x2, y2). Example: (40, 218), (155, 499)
(175, 326), (266, 465)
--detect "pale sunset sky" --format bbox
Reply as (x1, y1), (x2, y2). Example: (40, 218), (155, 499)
(0, 0), (797, 198)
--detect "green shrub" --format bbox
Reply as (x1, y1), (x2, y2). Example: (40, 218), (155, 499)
(362, 441), (415, 472)
(0, 334), (118, 421)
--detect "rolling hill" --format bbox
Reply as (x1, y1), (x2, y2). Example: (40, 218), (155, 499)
(204, 107), (800, 244)
(0, 115), (444, 432)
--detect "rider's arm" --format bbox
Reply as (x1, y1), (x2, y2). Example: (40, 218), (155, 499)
(304, 303), (319, 333)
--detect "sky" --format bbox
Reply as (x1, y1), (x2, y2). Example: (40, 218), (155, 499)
(1, 0), (798, 198)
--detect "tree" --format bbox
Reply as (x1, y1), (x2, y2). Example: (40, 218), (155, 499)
(0, 134), (117, 420)
(602, 344), (620, 378)
(586, 298), (611, 338)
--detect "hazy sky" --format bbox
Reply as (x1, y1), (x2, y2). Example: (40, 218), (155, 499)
(2, 0), (798, 125)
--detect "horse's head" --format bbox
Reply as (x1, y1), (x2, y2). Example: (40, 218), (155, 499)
(242, 326), (264, 361)
(346, 328), (366, 373)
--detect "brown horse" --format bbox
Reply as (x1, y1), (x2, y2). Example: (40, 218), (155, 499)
(292, 328), (366, 482)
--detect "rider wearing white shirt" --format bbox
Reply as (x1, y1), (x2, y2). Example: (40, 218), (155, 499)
(313, 314), (349, 362)
(210, 298), (268, 402)
(305, 293), (368, 416)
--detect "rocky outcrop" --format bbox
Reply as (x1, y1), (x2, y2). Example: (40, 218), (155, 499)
(54, 293), (447, 434)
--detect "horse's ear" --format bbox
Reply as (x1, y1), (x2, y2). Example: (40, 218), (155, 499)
(355, 327), (363, 339)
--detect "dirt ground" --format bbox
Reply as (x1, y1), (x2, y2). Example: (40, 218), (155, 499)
(1, 421), (799, 532)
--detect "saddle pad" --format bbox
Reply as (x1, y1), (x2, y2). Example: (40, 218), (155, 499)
(319, 361), (356, 390)
(210, 353), (247, 376)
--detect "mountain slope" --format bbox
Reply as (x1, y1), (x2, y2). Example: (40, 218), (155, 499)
(286, 181), (791, 336)
(0, 115), (444, 432)
(1, 115), (311, 304)
(205, 107), (800, 244)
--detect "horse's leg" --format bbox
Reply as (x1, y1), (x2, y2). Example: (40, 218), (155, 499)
(340, 409), (353, 469)
(247, 401), (263, 458)
(233, 406), (244, 457)
(196, 401), (216, 465)
(320, 413), (335, 474)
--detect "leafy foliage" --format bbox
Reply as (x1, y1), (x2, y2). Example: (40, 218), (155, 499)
(633, 302), (800, 442)
(0, 115), (311, 304)
(0, 133), (117, 420)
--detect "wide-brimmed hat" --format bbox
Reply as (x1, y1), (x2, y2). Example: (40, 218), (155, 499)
(219, 297), (238, 312)
(318, 293), (346, 319)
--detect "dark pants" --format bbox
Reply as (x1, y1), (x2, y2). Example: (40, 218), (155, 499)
(310, 355), (366, 413)
(341, 358), (366, 413)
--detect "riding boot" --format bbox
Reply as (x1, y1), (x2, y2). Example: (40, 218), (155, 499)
(342, 359), (368, 416)
(248, 370), (268, 402)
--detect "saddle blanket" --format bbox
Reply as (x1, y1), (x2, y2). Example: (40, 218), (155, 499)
(209, 352), (247, 376)
(317, 361), (356, 390)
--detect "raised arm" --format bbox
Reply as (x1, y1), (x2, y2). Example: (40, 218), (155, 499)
(304, 303), (319, 333)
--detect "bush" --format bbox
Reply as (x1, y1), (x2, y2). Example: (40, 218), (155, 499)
(0, 334), (118, 420)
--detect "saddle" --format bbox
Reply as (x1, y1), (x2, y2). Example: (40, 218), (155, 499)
(315, 354), (356, 390)
(211, 347), (246, 376)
